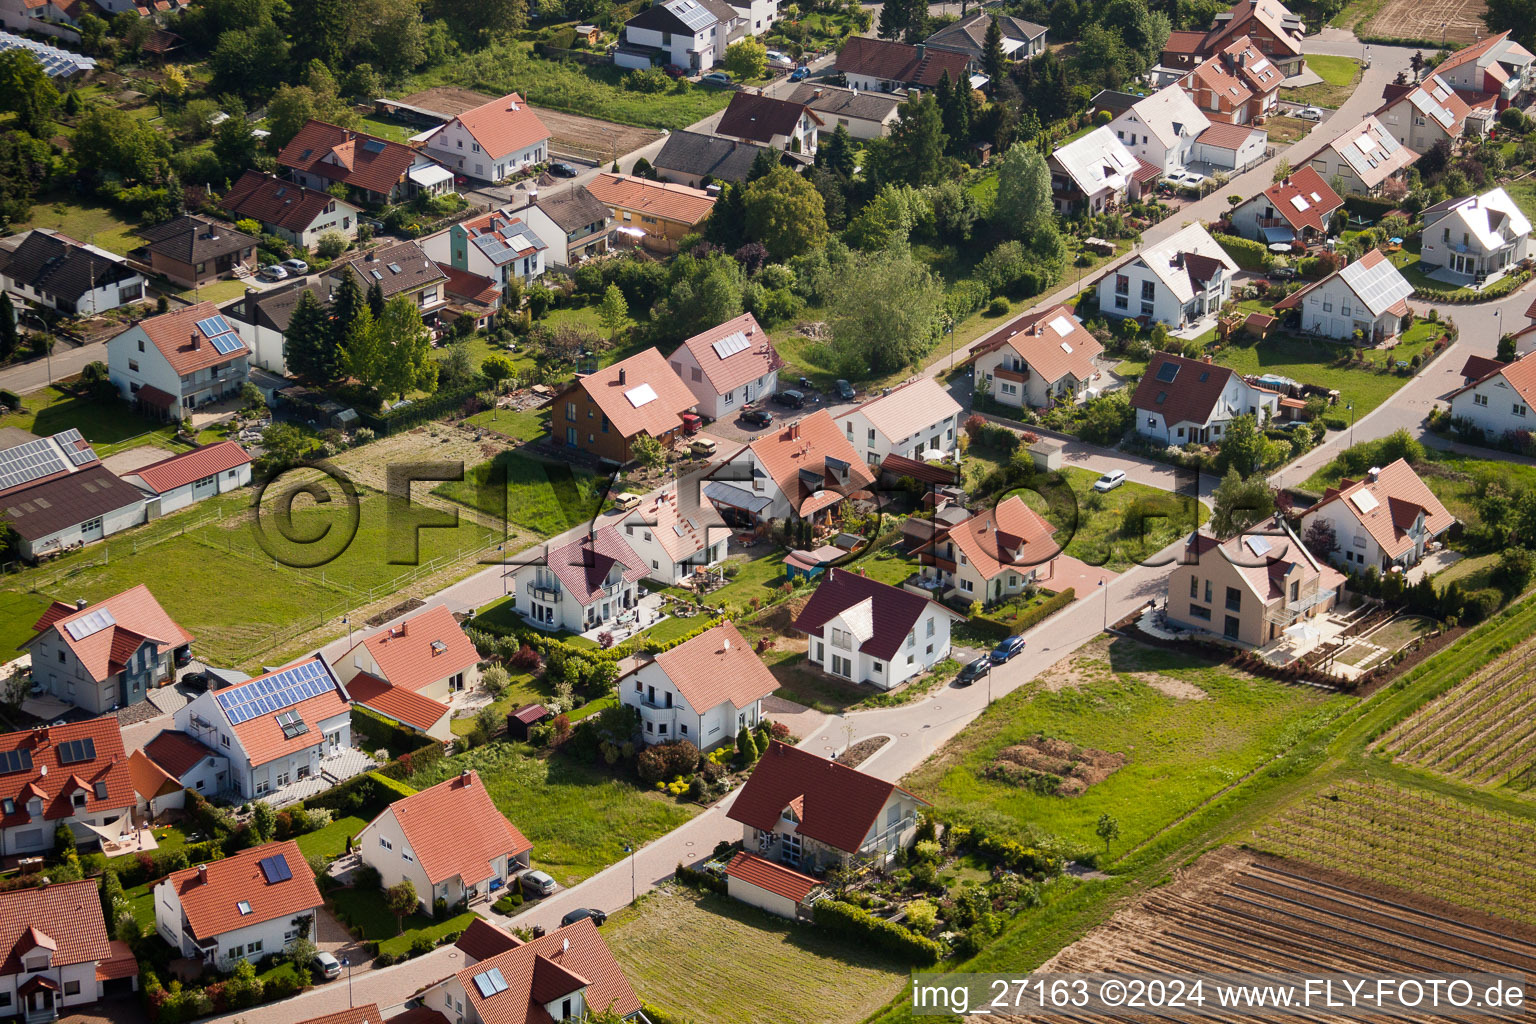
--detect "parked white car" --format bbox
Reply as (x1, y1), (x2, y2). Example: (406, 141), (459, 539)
(1093, 469), (1127, 492)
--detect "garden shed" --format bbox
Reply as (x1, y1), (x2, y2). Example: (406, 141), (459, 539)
(507, 703), (551, 740)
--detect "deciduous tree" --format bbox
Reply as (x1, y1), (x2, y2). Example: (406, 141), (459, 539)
(1210, 466), (1276, 538)
(743, 166), (828, 260)
(596, 283), (630, 341)
(384, 880), (417, 933)
(0, 51), (59, 137)
(374, 295), (437, 400)
(991, 142), (1051, 237)
(723, 37), (767, 80)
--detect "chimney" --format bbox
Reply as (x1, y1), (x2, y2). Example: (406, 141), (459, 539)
(366, 251), (376, 262)
(461, 769), (472, 785)
(75, 598), (87, 610)
(813, 88), (823, 99)
(192, 331), (200, 350)
(1367, 466), (1381, 482)
(916, 42), (926, 60)
(196, 864), (207, 884)
(618, 367), (627, 385)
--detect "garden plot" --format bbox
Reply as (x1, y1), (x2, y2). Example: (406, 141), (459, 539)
(1359, 0), (1485, 44)
(986, 736), (1126, 796)
(1373, 627), (1536, 790)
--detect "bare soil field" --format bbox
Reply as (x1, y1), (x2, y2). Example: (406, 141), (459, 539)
(1360, 0), (1486, 43)
(1024, 847), (1536, 1022)
(330, 423), (510, 529)
(399, 87), (664, 161)
(987, 735), (1126, 796)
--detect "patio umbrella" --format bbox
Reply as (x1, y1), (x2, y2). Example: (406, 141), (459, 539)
(1282, 621), (1320, 644)
(1268, 242), (1293, 252)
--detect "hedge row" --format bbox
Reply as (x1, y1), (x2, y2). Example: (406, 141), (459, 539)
(813, 899), (945, 964)
(305, 767), (421, 818)
(1212, 232), (1268, 271)
(355, 380), (485, 436)
(969, 588), (1077, 640)
(674, 861), (728, 896)
(351, 705), (429, 759)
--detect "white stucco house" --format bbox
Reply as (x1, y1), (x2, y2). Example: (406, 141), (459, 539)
(1049, 126), (1146, 214)
(668, 312), (781, 420)
(1274, 249), (1413, 344)
(913, 496), (1061, 605)
(619, 621), (778, 747)
(172, 656), (354, 802)
(419, 208), (547, 291)
(1107, 85), (1211, 175)
(144, 729), (231, 800)
(0, 879), (136, 1022)
(509, 527), (648, 634)
(356, 770), (532, 913)
(706, 410), (876, 527)
(0, 229), (145, 317)
(617, 489), (730, 585)
(1419, 187), (1533, 285)
(120, 441), (252, 516)
(969, 304), (1105, 410)
(335, 604), (482, 743)
(221, 170), (361, 250)
(1131, 351), (1281, 445)
(0, 717), (135, 856)
(1448, 347), (1536, 440)
(1297, 459), (1455, 573)
(154, 840), (320, 970)
(835, 376), (962, 466)
(1096, 222), (1236, 329)
(792, 567), (964, 689)
(107, 301), (250, 421)
(418, 92), (551, 185)
(613, 0), (739, 72)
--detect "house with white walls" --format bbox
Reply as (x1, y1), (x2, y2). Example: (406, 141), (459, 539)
(420, 208), (547, 291)
(1095, 222), (1236, 329)
(618, 621), (778, 747)
(120, 441), (252, 516)
(107, 301), (250, 421)
(154, 840), (320, 970)
(1131, 351), (1281, 444)
(172, 656), (355, 802)
(1419, 187), (1533, 285)
(1227, 166), (1342, 248)
(706, 410), (876, 526)
(835, 376), (962, 466)
(913, 495), (1061, 604)
(222, 280), (326, 375)
(1107, 85), (1210, 175)
(793, 567), (964, 689)
(356, 770), (532, 913)
(1448, 347), (1536, 440)
(508, 527), (648, 634)
(669, 312), (781, 421)
(25, 585), (192, 715)
(617, 489), (729, 585)
(1049, 126), (1146, 214)
(969, 304), (1105, 410)
(1374, 74), (1472, 155)
(1297, 459), (1455, 573)
(418, 92), (550, 185)
(1274, 249), (1413, 344)
(613, 0), (739, 72)
(0, 879), (136, 1022)
(1306, 116), (1417, 196)
(0, 717), (135, 855)
(333, 604), (481, 743)
(143, 729), (230, 800)
(221, 170), (361, 250)
(0, 229), (144, 317)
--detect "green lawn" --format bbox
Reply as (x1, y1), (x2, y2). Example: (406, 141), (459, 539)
(125, 882), (156, 930)
(174, 279), (251, 304)
(1433, 552), (1500, 591)
(1505, 180), (1536, 228)
(1300, 444), (1536, 524)
(1281, 56), (1362, 108)
(903, 636), (1351, 858)
(0, 386), (182, 452)
(295, 816), (366, 863)
(462, 404), (550, 443)
(327, 886), (479, 954)
(1386, 243), (1530, 301)
(1211, 325), (1436, 419)
(663, 550), (790, 610)
(0, 591), (56, 657)
(402, 742), (698, 887)
(608, 886), (909, 1024)
(17, 197), (143, 257)
(432, 451), (610, 538)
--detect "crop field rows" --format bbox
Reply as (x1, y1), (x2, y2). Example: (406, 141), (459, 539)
(1374, 632), (1536, 789)
(1251, 781), (1536, 923)
(1021, 848), (1536, 1024)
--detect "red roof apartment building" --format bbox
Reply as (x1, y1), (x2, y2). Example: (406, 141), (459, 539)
(154, 840), (321, 969)
(0, 717), (136, 856)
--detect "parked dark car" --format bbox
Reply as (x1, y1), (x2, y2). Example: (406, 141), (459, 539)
(741, 408), (773, 427)
(789, 65), (810, 81)
(834, 379), (856, 400)
(662, 64), (687, 78)
(955, 657), (990, 686)
(990, 635), (1027, 664)
(797, 376), (814, 390)
(549, 161), (579, 178)
(1267, 265), (1297, 280)
(561, 907), (608, 927)
(773, 389), (806, 408)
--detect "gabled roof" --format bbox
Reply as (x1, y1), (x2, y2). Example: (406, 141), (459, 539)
(1459, 353), (1507, 382)
(618, 489), (726, 562)
(1051, 126), (1141, 198)
(1207, 0), (1304, 57)
(944, 495), (1059, 581)
(440, 264), (500, 307)
(784, 83), (902, 124)
(626, 0), (725, 34)
(1248, 166), (1342, 233)
(653, 130), (772, 183)
(126, 300), (249, 377)
(29, 584), (192, 683)
(144, 729), (220, 780)
(1195, 120), (1265, 151)
(459, 210), (547, 267)
(671, 312), (779, 398)
(725, 850), (820, 903)
(1436, 30), (1534, 79)
(444, 93), (549, 161)
(971, 304), (1104, 385)
(1303, 458), (1455, 559)
(586, 173), (716, 226)
(213, 656), (350, 767)
(295, 1005), (385, 1024)
(717, 91), (821, 145)
(351, 604), (480, 694)
(1130, 351), (1243, 426)
(457, 919), (524, 962)
(737, 409), (875, 514)
(235, 280), (327, 335)
(0, 230), (140, 303)
(370, 771), (530, 886)
(1449, 347), (1536, 407)
(1423, 186), (1532, 252)
(792, 566), (961, 661)
(834, 35), (971, 88)
(924, 10), (1045, 57)
(0, 464), (142, 543)
(1116, 85), (1210, 150)
(332, 240), (446, 299)
(1274, 249), (1412, 317)
(137, 215), (258, 265)
(845, 377), (961, 446)
(647, 621), (778, 713)
(565, 347), (697, 441)
(451, 919), (639, 1024)
(1380, 74), (1470, 138)
(222, 170), (353, 233)
(544, 527), (648, 605)
(125, 440), (250, 495)
(0, 880), (110, 975)
(1184, 519), (1337, 605)
(728, 740), (928, 853)
(1113, 222), (1237, 304)
(1322, 115), (1417, 188)
(278, 120), (424, 196)
(0, 717), (133, 829)
(127, 749), (180, 801)
(345, 673), (451, 733)
(531, 186), (612, 235)
(161, 840), (320, 940)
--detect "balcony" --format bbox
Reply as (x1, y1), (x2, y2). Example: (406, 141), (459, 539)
(526, 581), (561, 603)
(857, 814), (917, 858)
(993, 366), (1029, 383)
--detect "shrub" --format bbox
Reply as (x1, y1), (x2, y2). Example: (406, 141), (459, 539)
(1211, 232), (1268, 271)
(905, 899), (938, 933)
(636, 740), (701, 784)
(409, 935), (436, 958)
(353, 864), (382, 891)
(986, 296), (1010, 316)
(1462, 588), (1503, 623)
(675, 861), (728, 895)
(813, 900), (945, 963)
(912, 840), (942, 864)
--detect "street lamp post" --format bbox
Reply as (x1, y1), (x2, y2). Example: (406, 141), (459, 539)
(341, 957), (352, 1007)
(342, 615), (352, 648)
(21, 311), (51, 386)
(985, 662), (993, 706)
(623, 842), (636, 902)
(1347, 402), (1355, 446)
(1099, 577), (1108, 632)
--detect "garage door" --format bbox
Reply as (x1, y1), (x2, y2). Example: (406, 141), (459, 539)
(13, 829), (43, 850)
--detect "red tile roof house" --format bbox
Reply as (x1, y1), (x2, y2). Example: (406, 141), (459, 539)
(220, 169), (363, 249)
(968, 304), (1105, 410)
(153, 840), (321, 970)
(618, 621), (778, 747)
(106, 300), (251, 422)
(1448, 345), (1536, 439)
(170, 655), (359, 803)
(1431, 31), (1536, 111)
(1297, 459), (1455, 574)
(334, 604), (482, 742)
(0, 717), (135, 855)
(421, 209), (549, 294)
(707, 409), (876, 527)
(417, 918), (642, 1024)
(356, 769), (531, 913)
(278, 120), (453, 206)
(127, 748), (185, 818)
(0, 430), (147, 562)
(24, 584), (192, 715)
(508, 526), (648, 635)
(728, 740), (930, 879)
(667, 312), (782, 421)
(119, 440), (252, 515)
(835, 36), (971, 93)
(835, 376), (963, 466)
(912, 494), (1062, 605)
(419, 92), (552, 185)
(0, 878), (135, 1019)
(793, 567), (965, 689)
(552, 347), (698, 465)
(1130, 351), (1281, 446)
(1227, 166), (1342, 249)
(616, 487), (730, 585)
(143, 729), (230, 798)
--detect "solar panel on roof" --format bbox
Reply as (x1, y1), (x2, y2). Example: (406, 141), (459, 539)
(209, 332), (243, 355)
(196, 315), (231, 338)
(1244, 535), (1272, 558)
(1155, 361), (1180, 383)
(361, 139), (388, 154)
(259, 854), (293, 883)
(0, 437), (67, 493)
(65, 445), (97, 467)
(0, 749), (33, 776)
(711, 331), (751, 360)
(216, 660), (333, 725)
(472, 967), (509, 998)
(664, 0), (716, 29)
(64, 607), (116, 642)
(625, 383), (658, 408)
(57, 738), (96, 765)
(1349, 489), (1379, 514)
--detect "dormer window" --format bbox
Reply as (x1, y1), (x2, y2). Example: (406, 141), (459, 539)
(27, 798), (42, 818)
(780, 805), (799, 823)
(71, 792), (86, 809)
